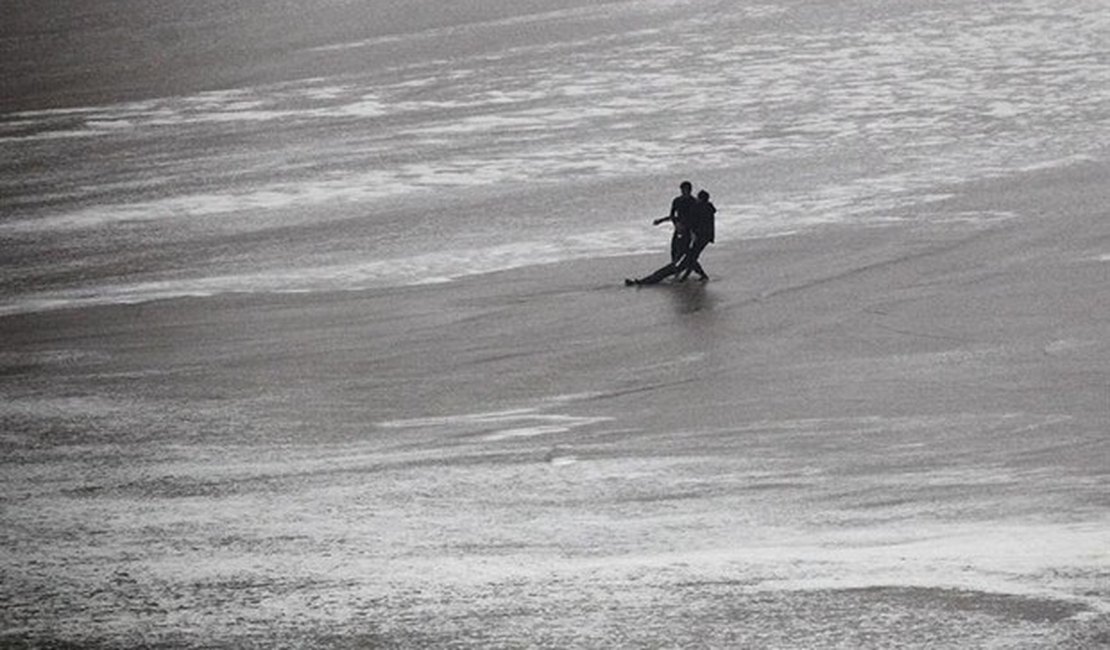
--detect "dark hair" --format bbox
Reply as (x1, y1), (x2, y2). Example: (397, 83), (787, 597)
(680, 181), (693, 191)
(697, 190), (710, 200)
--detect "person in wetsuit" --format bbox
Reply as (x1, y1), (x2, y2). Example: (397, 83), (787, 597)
(677, 189), (715, 282)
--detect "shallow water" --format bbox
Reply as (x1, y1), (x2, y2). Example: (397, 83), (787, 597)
(2, 0), (1109, 313)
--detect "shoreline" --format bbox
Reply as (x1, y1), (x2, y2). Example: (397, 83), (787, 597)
(0, 150), (1102, 323)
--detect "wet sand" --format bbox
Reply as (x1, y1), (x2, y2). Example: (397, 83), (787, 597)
(2, 161), (1109, 647)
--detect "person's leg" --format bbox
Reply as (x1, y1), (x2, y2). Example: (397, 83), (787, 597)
(678, 238), (709, 280)
(627, 262), (678, 285)
(669, 232), (682, 264)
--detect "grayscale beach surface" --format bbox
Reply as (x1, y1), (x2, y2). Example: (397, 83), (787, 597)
(4, 162), (1108, 647)
(2, 0), (1109, 646)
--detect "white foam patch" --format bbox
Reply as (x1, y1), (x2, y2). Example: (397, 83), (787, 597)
(378, 401), (612, 442)
(1018, 154), (1098, 173)
(548, 456), (578, 466)
(379, 408), (539, 430)
(0, 231), (658, 315)
(1, 82), (389, 145)
(736, 521), (1110, 613)
(0, 129), (98, 143)
(1043, 339), (1098, 355)
(306, 509), (1110, 615)
(0, 349), (110, 369)
(482, 425), (580, 441)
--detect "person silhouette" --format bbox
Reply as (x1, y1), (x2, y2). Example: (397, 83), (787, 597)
(653, 181), (697, 265)
(625, 184), (714, 286)
(678, 189), (715, 282)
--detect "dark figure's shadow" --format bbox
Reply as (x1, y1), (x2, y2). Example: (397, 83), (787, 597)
(668, 281), (715, 315)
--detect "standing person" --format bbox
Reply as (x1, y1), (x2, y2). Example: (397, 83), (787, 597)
(678, 189), (715, 282)
(654, 181), (698, 264)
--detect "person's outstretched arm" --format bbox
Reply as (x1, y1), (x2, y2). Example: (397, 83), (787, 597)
(654, 197), (680, 225)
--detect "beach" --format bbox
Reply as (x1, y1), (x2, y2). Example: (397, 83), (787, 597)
(4, 0), (1110, 645)
(3, 159), (1108, 647)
